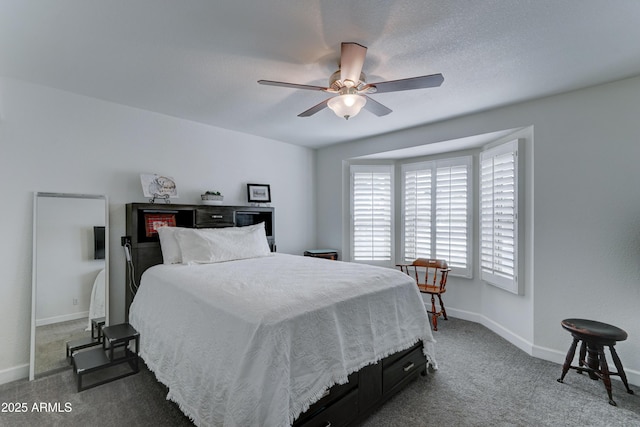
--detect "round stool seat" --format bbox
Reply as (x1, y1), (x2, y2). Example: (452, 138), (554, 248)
(561, 318), (627, 343)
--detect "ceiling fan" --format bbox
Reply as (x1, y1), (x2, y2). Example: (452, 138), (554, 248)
(258, 42), (444, 120)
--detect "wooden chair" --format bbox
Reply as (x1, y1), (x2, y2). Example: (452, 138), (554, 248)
(397, 259), (450, 331)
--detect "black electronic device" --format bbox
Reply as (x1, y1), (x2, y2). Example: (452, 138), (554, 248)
(93, 226), (105, 260)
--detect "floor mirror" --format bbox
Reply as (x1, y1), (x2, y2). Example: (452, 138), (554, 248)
(30, 192), (109, 380)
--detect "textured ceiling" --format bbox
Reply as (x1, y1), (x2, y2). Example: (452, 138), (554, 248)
(2, 1), (640, 148)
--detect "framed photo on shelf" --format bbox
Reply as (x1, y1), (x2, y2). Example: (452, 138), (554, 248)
(247, 183), (271, 203)
(140, 174), (178, 202)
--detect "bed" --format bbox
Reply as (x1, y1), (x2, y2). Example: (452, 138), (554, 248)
(125, 203), (436, 427)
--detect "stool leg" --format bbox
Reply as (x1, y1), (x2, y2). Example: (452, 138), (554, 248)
(576, 340), (587, 373)
(597, 346), (616, 406)
(609, 346), (634, 395)
(133, 335), (140, 373)
(558, 337), (579, 383)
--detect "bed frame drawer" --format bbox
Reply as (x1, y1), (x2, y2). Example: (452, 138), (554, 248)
(195, 208), (234, 227)
(382, 345), (426, 395)
(294, 372), (358, 426)
(297, 388), (358, 427)
(317, 372), (358, 407)
(382, 341), (422, 366)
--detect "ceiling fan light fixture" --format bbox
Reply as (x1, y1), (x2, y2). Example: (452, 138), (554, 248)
(327, 91), (366, 120)
(257, 42), (443, 119)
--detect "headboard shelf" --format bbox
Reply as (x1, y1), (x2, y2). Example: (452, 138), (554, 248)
(134, 206), (196, 243)
(125, 202), (275, 319)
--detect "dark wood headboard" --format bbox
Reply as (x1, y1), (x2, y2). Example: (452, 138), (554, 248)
(124, 202), (275, 319)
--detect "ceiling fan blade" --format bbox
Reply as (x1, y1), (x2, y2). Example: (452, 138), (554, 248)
(368, 73), (444, 94)
(363, 96), (392, 116)
(258, 80), (328, 91)
(340, 42), (367, 86)
(297, 98), (330, 117)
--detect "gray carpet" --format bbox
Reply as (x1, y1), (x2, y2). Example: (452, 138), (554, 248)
(1, 318), (638, 426)
(34, 318), (88, 375)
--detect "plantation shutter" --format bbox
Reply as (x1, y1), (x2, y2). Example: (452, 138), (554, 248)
(481, 140), (519, 293)
(435, 160), (470, 273)
(403, 165), (432, 261)
(351, 165), (393, 263)
(402, 157), (472, 277)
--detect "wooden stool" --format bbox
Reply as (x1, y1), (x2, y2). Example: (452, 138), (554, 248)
(557, 318), (634, 406)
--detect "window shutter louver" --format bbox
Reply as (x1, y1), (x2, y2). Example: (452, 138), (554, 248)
(351, 166), (393, 262)
(481, 140), (519, 293)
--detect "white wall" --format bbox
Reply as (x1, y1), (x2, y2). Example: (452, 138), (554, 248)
(0, 77), (316, 383)
(317, 75), (640, 385)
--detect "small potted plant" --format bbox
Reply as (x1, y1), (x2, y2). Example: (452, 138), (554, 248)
(201, 190), (224, 205)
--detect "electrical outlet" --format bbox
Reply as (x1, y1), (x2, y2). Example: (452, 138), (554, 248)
(73, 298), (78, 305)
(121, 236), (131, 246)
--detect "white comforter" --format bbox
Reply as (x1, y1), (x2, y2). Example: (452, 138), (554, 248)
(129, 253), (435, 427)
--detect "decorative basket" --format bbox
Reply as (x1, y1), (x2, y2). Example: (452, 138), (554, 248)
(201, 194), (224, 205)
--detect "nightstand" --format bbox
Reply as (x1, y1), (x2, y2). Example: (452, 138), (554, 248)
(304, 249), (339, 260)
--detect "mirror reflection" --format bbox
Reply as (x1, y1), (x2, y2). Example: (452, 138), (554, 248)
(30, 193), (109, 379)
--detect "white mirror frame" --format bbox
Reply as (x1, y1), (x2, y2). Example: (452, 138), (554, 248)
(29, 192), (109, 380)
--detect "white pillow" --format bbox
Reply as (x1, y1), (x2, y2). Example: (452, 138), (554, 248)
(156, 226), (184, 264)
(176, 222), (272, 264)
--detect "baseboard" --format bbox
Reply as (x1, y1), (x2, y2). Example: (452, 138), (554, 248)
(36, 311), (88, 327)
(0, 363), (29, 385)
(446, 308), (534, 354)
(531, 343), (569, 366)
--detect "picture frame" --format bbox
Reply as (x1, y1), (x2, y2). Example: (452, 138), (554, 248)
(140, 174), (178, 203)
(247, 183), (271, 203)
